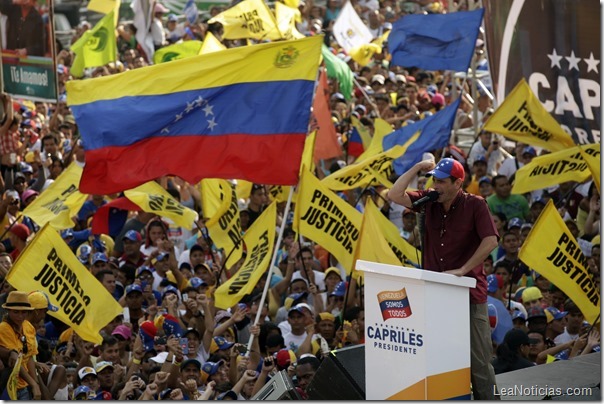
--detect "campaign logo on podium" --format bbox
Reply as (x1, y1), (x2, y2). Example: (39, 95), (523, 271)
(377, 288), (412, 321)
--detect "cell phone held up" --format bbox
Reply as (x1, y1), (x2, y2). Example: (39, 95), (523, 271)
(179, 337), (189, 355)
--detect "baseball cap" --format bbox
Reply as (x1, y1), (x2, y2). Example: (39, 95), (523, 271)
(426, 158), (465, 182)
(522, 146), (537, 156)
(217, 390), (238, 400)
(180, 358), (202, 370)
(28, 291), (59, 312)
(473, 155), (487, 165)
(61, 229), (74, 239)
(508, 217), (524, 230)
(526, 306), (546, 321)
(156, 252), (170, 262)
(330, 281), (347, 297)
(95, 361), (114, 373)
(511, 311), (527, 322)
(522, 286), (543, 303)
(201, 360), (225, 382)
(126, 284), (143, 295)
(284, 292), (308, 310)
(331, 92), (345, 103)
(74, 385), (94, 399)
(478, 176), (491, 185)
(20, 163), (33, 174)
(184, 327), (201, 339)
(135, 266), (153, 278)
(162, 285), (179, 297)
(78, 367), (97, 381)
(288, 303), (314, 317)
(122, 230), (142, 242)
(187, 277), (207, 289)
(324, 267), (342, 280)
(112, 324), (133, 340)
(275, 348), (297, 369)
(503, 329), (539, 351)
(92, 252), (108, 265)
(21, 189), (39, 202)
(154, 2), (169, 13)
(8, 223), (30, 242)
(371, 74), (385, 85)
(210, 336), (234, 353)
(486, 274), (503, 294)
(167, 13), (178, 21)
(544, 307), (568, 323)
(431, 93), (445, 106)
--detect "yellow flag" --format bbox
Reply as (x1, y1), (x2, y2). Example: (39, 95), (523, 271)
(199, 31), (227, 55)
(124, 181), (198, 230)
(6, 353), (22, 399)
(282, 0), (299, 10)
(349, 42), (382, 67)
(214, 202), (276, 309)
(205, 182), (244, 268)
(294, 169), (362, 273)
(88, 0), (120, 24)
(483, 79), (575, 152)
(300, 130), (317, 174)
(6, 224), (124, 344)
(356, 118), (393, 162)
(274, 1), (304, 39)
(512, 144), (599, 195)
(70, 10), (117, 78)
(153, 40), (203, 64)
(352, 199), (403, 280)
(321, 144), (410, 191)
(268, 185), (291, 203)
(23, 163), (88, 230)
(236, 180), (253, 200)
(200, 179), (232, 227)
(518, 200), (599, 324)
(577, 145), (601, 192)
(208, 0), (283, 40)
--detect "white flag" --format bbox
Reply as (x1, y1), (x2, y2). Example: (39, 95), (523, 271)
(131, 0), (155, 63)
(332, 1), (373, 53)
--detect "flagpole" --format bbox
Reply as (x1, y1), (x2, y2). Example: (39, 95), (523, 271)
(353, 78), (381, 118)
(246, 186), (296, 353)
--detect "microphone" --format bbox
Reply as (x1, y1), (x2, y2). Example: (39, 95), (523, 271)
(412, 190), (439, 208)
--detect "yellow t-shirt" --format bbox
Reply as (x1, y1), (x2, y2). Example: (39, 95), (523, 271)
(0, 320), (38, 389)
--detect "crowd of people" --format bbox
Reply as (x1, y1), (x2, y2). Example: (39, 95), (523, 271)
(0, 0), (598, 400)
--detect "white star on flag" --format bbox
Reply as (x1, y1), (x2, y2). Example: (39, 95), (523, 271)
(547, 49), (563, 69)
(207, 117), (217, 130)
(194, 96), (204, 107)
(203, 104), (214, 117)
(185, 101), (195, 113)
(565, 51), (581, 71)
(584, 52), (600, 73)
(174, 112), (183, 121)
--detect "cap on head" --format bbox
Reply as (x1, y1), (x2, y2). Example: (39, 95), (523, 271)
(426, 158), (465, 182)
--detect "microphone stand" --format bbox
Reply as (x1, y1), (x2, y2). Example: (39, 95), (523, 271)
(418, 206), (426, 269)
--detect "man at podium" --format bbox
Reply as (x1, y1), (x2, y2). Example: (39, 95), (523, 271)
(388, 157), (500, 400)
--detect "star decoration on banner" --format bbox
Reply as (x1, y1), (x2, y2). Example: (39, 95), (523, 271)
(160, 96), (218, 134)
(547, 49), (563, 68)
(547, 49), (600, 74)
(565, 51), (581, 71)
(584, 52), (600, 73)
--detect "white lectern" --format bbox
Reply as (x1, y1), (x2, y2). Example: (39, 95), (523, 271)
(357, 260), (476, 400)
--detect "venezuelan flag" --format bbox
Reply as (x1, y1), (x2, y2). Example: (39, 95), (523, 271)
(67, 36), (323, 195)
(347, 127), (365, 157)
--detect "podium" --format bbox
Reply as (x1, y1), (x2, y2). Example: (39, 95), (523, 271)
(356, 260), (476, 400)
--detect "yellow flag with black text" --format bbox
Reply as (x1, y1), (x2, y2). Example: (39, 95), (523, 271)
(23, 163), (88, 230)
(204, 181), (244, 268)
(6, 224), (124, 344)
(322, 143), (411, 191)
(200, 179), (232, 227)
(483, 79), (575, 152)
(512, 144), (599, 195)
(268, 185), (291, 203)
(356, 118), (393, 162)
(518, 200), (599, 324)
(274, 1), (304, 39)
(208, 0), (283, 40)
(294, 169), (362, 273)
(577, 145), (601, 192)
(124, 181), (198, 230)
(214, 202), (276, 309)
(236, 180), (253, 201)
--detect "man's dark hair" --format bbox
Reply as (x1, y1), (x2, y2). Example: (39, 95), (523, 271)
(491, 175), (508, 188)
(101, 335), (119, 350)
(493, 260), (512, 274)
(297, 355), (320, 371)
(42, 134), (59, 145)
(564, 300), (582, 315)
(95, 269), (114, 283)
(298, 246), (313, 259)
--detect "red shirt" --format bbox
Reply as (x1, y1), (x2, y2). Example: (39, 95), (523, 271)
(407, 189), (499, 304)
